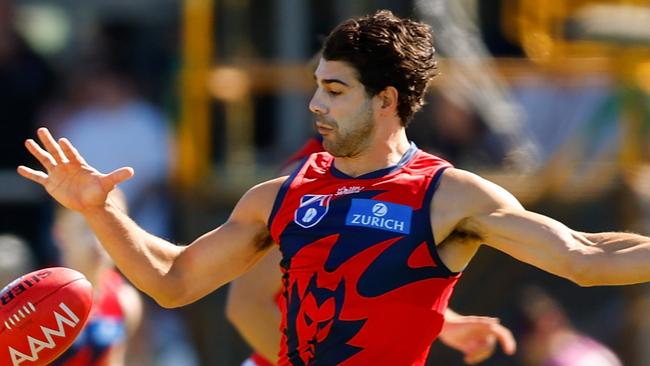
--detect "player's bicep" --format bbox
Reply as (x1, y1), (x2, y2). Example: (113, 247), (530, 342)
(467, 208), (590, 280)
(455, 173), (588, 280)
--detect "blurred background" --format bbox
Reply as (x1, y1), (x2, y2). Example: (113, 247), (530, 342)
(1, 0), (650, 365)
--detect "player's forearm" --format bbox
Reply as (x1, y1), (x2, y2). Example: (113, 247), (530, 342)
(82, 201), (183, 305)
(572, 231), (650, 286)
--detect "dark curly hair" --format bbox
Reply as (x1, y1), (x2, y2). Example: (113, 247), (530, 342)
(322, 10), (439, 126)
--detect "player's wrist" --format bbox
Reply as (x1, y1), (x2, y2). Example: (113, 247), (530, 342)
(79, 199), (118, 220)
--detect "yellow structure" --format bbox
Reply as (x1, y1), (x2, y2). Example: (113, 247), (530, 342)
(176, 0), (214, 188)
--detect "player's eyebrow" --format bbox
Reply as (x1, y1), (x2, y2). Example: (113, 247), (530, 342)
(313, 74), (350, 87)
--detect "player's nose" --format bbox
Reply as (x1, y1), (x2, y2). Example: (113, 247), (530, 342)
(309, 91), (327, 115)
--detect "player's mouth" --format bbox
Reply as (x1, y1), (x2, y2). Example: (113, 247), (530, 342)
(317, 126), (332, 135)
(315, 121), (335, 135)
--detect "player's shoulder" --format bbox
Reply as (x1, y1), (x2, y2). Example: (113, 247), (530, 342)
(248, 176), (289, 198)
(438, 168), (492, 191)
(234, 176), (290, 222)
(436, 168), (521, 215)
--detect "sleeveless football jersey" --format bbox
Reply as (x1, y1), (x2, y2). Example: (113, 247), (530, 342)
(268, 143), (461, 366)
(52, 269), (127, 366)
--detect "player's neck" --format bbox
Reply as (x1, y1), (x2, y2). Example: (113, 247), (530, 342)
(333, 129), (410, 177)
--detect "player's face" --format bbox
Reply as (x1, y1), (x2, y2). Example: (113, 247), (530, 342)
(309, 58), (376, 157)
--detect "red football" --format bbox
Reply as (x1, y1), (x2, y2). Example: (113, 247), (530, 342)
(0, 267), (93, 366)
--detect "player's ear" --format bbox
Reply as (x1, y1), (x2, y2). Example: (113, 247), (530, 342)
(377, 86), (398, 112)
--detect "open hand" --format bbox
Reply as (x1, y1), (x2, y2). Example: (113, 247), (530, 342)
(438, 314), (516, 364)
(17, 127), (134, 213)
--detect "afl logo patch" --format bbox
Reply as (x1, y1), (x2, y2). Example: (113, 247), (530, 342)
(294, 194), (332, 228)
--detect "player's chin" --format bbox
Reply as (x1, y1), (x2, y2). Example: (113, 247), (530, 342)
(321, 140), (339, 155)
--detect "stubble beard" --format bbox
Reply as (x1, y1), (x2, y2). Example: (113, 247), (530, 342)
(322, 100), (375, 158)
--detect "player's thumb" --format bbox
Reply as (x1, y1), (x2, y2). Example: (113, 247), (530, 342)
(494, 325), (517, 355)
(105, 167), (135, 186)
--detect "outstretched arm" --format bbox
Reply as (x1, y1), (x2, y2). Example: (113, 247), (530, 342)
(437, 168), (650, 286)
(18, 128), (279, 307)
(439, 309), (516, 365)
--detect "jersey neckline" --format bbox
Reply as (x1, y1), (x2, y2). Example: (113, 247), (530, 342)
(329, 142), (418, 180)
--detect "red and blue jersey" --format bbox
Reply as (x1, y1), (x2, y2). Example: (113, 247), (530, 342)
(52, 270), (126, 366)
(268, 143), (461, 366)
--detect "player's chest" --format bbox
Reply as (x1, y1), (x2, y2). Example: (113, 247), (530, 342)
(286, 178), (427, 232)
(275, 177), (434, 268)
(277, 179), (450, 300)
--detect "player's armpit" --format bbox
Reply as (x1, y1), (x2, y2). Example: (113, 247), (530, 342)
(433, 168), (524, 273)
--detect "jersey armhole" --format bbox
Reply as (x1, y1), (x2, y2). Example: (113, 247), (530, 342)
(267, 157), (309, 236)
(424, 165), (461, 277)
